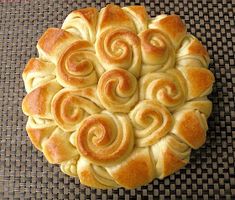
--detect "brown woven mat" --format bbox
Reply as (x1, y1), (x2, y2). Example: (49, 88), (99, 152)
(0, 0), (235, 199)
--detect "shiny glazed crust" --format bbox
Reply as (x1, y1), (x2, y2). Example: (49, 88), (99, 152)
(22, 4), (214, 189)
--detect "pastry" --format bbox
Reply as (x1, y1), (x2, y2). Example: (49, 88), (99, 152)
(22, 4), (214, 189)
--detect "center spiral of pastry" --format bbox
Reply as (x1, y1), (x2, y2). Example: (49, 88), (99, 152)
(76, 112), (134, 166)
(51, 89), (101, 131)
(97, 69), (138, 113)
(95, 28), (141, 76)
(130, 100), (173, 146)
(139, 29), (175, 75)
(57, 40), (104, 88)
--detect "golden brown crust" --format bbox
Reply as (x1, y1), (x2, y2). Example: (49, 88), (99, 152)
(77, 157), (113, 189)
(97, 4), (136, 35)
(176, 35), (210, 68)
(107, 148), (155, 189)
(62, 7), (98, 42)
(150, 15), (186, 49)
(22, 80), (62, 118)
(72, 7), (98, 26)
(179, 66), (215, 100)
(26, 117), (57, 149)
(172, 110), (208, 149)
(42, 128), (78, 164)
(188, 39), (209, 59)
(151, 134), (191, 179)
(23, 58), (55, 92)
(160, 146), (187, 178)
(37, 28), (72, 55)
(26, 125), (56, 151)
(178, 112), (205, 147)
(23, 58), (46, 74)
(176, 97), (212, 118)
(37, 28), (79, 63)
(64, 86), (103, 108)
(91, 165), (119, 187)
(122, 6), (148, 33)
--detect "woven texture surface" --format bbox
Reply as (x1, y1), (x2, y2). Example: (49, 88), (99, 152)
(0, 0), (234, 199)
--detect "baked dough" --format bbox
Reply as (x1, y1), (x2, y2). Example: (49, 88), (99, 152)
(22, 4), (214, 189)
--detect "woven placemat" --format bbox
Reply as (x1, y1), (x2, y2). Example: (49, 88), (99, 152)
(0, 0), (234, 199)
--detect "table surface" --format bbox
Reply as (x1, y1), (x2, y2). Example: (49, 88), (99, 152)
(0, 0), (234, 199)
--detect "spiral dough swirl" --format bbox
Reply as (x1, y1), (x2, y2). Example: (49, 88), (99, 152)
(139, 29), (175, 75)
(139, 69), (186, 111)
(130, 100), (173, 147)
(51, 89), (101, 131)
(95, 28), (141, 77)
(97, 69), (138, 113)
(57, 40), (104, 88)
(76, 111), (134, 166)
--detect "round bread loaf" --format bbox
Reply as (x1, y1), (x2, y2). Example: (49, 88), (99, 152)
(22, 4), (214, 189)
